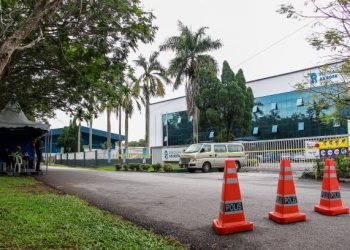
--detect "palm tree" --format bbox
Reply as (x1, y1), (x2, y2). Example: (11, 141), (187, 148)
(99, 101), (114, 150)
(160, 21), (222, 142)
(121, 76), (142, 150)
(134, 51), (170, 147)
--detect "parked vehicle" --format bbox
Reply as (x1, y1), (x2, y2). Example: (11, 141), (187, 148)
(179, 142), (246, 173)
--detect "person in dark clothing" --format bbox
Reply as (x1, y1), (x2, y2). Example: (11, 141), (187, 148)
(35, 139), (42, 171)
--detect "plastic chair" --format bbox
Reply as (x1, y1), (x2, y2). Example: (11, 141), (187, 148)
(14, 155), (23, 173)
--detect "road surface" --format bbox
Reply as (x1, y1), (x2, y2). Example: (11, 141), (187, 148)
(38, 167), (350, 249)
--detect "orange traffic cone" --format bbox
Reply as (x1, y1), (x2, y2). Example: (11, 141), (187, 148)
(212, 160), (253, 235)
(269, 159), (306, 224)
(314, 159), (349, 216)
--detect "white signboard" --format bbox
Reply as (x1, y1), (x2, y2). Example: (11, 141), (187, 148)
(162, 147), (186, 162)
(305, 141), (320, 159)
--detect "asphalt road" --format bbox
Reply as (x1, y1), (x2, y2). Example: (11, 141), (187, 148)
(38, 167), (350, 250)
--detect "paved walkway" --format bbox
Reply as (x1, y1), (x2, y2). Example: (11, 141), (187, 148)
(38, 167), (350, 250)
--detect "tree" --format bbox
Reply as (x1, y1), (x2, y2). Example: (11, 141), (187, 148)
(1, 0), (156, 119)
(134, 51), (170, 147)
(57, 121), (82, 153)
(278, 0), (350, 121)
(128, 139), (146, 147)
(0, 0), (62, 80)
(121, 69), (142, 150)
(160, 21), (222, 142)
(220, 62), (246, 140)
(196, 61), (254, 141)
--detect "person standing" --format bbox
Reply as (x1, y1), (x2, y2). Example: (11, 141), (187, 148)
(35, 139), (42, 172)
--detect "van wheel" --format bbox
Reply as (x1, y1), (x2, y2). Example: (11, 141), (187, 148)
(235, 161), (241, 172)
(218, 168), (224, 172)
(202, 162), (211, 173)
(188, 168), (196, 173)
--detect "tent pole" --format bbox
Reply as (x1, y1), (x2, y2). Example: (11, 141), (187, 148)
(45, 131), (48, 174)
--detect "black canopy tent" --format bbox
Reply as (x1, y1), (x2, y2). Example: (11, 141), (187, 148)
(0, 105), (49, 173)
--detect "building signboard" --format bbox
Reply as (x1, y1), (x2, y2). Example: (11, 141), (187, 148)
(161, 147), (186, 162)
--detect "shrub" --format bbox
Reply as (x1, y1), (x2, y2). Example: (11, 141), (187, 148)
(247, 158), (258, 166)
(152, 164), (162, 172)
(128, 163), (140, 171)
(115, 164), (122, 171)
(315, 160), (324, 180)
(140, 164), (151, 172)
(336, 156), (350, 178)
(163, 163), (173, 172)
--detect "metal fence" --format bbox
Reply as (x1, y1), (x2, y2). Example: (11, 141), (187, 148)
(53, 147), (150, 167)
(241, 134), (349, 168)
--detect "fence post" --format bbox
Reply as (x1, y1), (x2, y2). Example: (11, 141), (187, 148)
(66, 153), (68, 165)
(83, 151), (86, 168)
(95, 150), (98, 167)
(74, 153), (76, 166)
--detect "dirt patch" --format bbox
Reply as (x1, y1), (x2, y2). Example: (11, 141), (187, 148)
(16, 183), (64, 195)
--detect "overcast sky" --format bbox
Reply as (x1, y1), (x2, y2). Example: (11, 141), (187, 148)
(49, 0), (330, 142)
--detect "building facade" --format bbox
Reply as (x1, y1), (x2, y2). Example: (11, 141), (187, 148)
(44, 126), (124, 153)
(149, 64), (348, 148)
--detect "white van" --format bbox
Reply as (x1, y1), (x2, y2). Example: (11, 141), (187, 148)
(179, 142), (246, 173)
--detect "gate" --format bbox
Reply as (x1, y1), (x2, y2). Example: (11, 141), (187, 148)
(241, 134), (349, 168)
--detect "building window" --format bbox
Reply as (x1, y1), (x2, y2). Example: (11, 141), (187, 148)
(271, 102), (277, 110)
(298, 122), (304, 131)
(297, 98), (303, 106)
(253, 127), (259, 135)
(252, 105), (258, 113)
(272, 125), (278, 133)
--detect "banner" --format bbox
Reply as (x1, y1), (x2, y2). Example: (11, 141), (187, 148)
(305, 141), (320, 159)
(161, 147), (186, 162)
(319, 137), (348, 159)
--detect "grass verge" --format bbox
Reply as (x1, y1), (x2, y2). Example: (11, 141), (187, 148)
(0, 177), (186, 250)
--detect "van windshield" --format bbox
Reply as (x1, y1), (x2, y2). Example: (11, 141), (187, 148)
(185, 144), (202, 153)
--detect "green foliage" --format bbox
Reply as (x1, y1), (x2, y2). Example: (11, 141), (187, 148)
(196, 61), (254, 141)
(336, 156), (350, 178)
(115, 164), (122, 171)
(160, 21), (222, 141)
(152, 163), (163, 172)
(163, 164), (173, 172)
(0, 177), (185, 249)
(128, 163), (140, 171)
(1, 0), (156, 119)
(128, 139), (147, 147)
(57, 121), (83, 153)
(140, 164), (151, 172)
(247, 158), (258, 166)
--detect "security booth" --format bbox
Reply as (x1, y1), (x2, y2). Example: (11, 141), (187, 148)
(0, 104), (49, 175)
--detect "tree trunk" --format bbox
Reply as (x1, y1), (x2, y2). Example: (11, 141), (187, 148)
(125, 110), (129, 150)
(89, 118), (93, 151)
(118, 107), (122, 163)
(106, 107), (111, 150)
(145, 96), (150, 147)
(192, 106), (199, 143)
(77, 121), (81, 152)
(0, 0), (62, 80)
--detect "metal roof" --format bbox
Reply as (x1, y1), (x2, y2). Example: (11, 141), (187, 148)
(50, 126), (124, 141)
